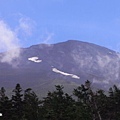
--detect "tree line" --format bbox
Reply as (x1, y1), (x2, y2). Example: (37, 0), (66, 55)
(0, 80), (120, 120)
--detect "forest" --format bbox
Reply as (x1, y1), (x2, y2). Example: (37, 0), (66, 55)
(0, 80), (120, 120)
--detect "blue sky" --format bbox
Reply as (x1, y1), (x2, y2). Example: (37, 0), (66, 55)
(0, 0), (120, 51)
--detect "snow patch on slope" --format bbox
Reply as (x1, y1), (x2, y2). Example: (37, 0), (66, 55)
(28, 57), (42, 63)
(52, 68), (80, 79)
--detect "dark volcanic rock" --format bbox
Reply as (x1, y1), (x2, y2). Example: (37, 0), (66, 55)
(0, 40), (120, 97)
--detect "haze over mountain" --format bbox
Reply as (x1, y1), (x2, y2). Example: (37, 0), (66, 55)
(0, 40), (120, 97)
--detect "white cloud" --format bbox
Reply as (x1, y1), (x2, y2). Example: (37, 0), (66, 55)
(0, 14), (36, 67)
(19, 18), (35, 35)
(0, 20), (21, 66)
(15, 15), (36, 37)
(44, 32), (54, 43)
(40, 30), (54, 44)
(0, 20), (19, 50)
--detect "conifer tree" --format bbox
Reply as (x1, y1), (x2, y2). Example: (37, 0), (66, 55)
(73, 80), (103, 120)
(12, 83), (24, 120)
(0, 87), (12, 120)
(41, 85), (76, 120)
(23, 88), (40, 120)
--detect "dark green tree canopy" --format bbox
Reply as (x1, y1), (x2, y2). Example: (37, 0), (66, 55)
(0, 81), (120, 120)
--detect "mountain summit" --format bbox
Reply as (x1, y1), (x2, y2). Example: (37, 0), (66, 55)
(0, 40), (120, 97)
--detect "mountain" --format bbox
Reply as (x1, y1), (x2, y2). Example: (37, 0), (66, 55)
(0, 40), (120, 97)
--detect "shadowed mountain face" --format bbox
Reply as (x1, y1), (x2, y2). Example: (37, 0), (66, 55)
(0, 40), (120, 97)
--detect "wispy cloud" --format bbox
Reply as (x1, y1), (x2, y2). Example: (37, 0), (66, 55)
(0, 14), (36, 67)
(16, 15), (36, 37)
(0, 14), (54, 67)
(40, 31), (54, 44)
(0, 20), (20, 67)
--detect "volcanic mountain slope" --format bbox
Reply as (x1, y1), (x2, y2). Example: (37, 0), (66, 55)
(0, 40), (120, 97)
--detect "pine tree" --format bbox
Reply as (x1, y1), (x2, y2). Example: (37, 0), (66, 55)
(11, 83), (24, 120)
(73, 81), (93, 119)
(0, 87), (12, 120)
(73, 80), (104, 120)
(41, 85), (76, 120)
(23, 88), (40, 120)
(107, 85), (120, 120)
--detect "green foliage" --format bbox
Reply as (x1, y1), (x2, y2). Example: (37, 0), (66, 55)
(41, 85), (76, 120)
(12, 83), (24, 120)
(0, 81), (120, 119)
(0, 87), (12, 120)
(23, 88), (40, 120)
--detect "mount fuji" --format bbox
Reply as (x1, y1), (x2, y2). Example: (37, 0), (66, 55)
(0, 40), (120, 97)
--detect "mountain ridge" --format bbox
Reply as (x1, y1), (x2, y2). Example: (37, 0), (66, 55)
(0, 40), (119, 97)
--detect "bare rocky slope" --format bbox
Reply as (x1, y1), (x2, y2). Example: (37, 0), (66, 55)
(0, 40), (120, 97)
